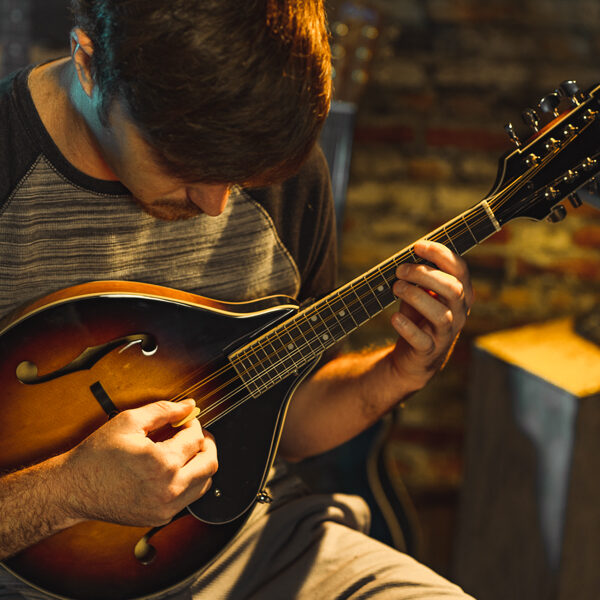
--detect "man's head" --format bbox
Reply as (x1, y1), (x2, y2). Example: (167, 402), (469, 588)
(69, 0), (331, 190)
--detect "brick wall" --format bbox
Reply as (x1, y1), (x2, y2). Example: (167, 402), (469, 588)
(329, 0), (600, 575)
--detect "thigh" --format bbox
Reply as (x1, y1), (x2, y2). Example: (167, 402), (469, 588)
(188, 490), (474, 600)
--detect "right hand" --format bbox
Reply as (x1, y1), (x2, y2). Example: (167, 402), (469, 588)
(62, 399), (217, 527)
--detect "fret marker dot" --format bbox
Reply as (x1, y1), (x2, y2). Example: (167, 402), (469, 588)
(287, 343), (295, 351)
(377, 285), (384, 292)
(339, 310), (346, 317)
(311, 316), (317, 322)
(322, 334), (330, 341)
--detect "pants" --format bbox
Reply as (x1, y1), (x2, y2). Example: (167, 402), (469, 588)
(0, 463), (474, 600)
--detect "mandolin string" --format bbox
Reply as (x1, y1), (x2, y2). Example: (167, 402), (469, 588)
(167, 128), (595, 416)
(165, 186), (534, 411)
(167, 189), (528, 411)
(165, 205), (506, 415)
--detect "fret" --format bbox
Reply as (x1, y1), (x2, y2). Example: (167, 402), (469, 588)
(251, 343), (284, 387)
(327, 293), (359, 333)
(276, 327), (309, 369)
(228, 197), (507, 401)
(234, 354), (264, 397)
(294, 317), (324, 354)
(445, 216), (478, 255)
(377, 260), (400, 288)
(363, 275), (384, 310)
(461, 214), (478, 245)
(345, 285), (370, 324)
(437, 225), (459, 254)
(314, 298), (347, 340)
(471, 202), (501, 241)
(370, 268), (397, 307)
(353, 275), (383, 315)
(264, 332), (298, 374)
(303, 309), (334, 351)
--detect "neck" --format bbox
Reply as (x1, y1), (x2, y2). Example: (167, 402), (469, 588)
(28, 59), (118, 181)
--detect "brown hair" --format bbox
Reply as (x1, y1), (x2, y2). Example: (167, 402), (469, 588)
(70, 0), (331, 185)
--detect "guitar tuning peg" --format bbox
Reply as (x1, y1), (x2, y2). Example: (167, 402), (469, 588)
(522, 108), (540, 132)
(558, 80), (585, 105)
(568, 193), (583, 208)
(539, 92), (561, 117)
(504, 122), (522, 147)
(546, 204), (567, 223)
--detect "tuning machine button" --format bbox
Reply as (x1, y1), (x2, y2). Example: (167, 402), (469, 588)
(568, 193), (583, 208)
(547, 204), (567, 223)
(504, 122), (522, 147)
(539, 93), (561, 117)
(558, 80), (585, 105)
(585, 178), (600, 195)
(522, 109), (540, 133)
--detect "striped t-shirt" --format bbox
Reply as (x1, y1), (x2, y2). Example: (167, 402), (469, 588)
(0, 65), (337, 320)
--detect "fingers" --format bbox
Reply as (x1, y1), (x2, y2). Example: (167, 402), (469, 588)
(391, 311), (437, 354)
(156, 431), (218, 513)
(390, 241), (473, 368)
(412, 240), (474, 305)
(125, 399), (199, 435)
(176, 432), (219, 503)
(158, 417), (205, 465)
(393, 281), (454, 337)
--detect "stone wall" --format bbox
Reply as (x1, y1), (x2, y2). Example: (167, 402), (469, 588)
(329, 0), (600, 575)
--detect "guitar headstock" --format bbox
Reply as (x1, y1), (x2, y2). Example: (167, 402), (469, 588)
(488, 81), (600, 226)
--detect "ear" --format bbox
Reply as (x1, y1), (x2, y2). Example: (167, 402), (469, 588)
(70, 28), (95, 98)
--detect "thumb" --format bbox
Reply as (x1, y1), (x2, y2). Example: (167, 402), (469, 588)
(128, 400), (198, 434)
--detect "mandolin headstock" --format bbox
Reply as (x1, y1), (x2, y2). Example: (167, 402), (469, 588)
(487, 80), (600, 227)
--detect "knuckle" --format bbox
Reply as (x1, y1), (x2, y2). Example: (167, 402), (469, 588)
(153, 400), (174, 415)
(161, 453), (182, 478)
(207, 457), (219, 476)
(449, 280), (463, 297)
(115, 410), (136, 428)
(422, 338), (436, 356)
(154, 503), (177, 524)
(439, 309), (454, 329)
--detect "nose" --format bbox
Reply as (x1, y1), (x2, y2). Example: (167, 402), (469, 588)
(187, 184), (230, 216)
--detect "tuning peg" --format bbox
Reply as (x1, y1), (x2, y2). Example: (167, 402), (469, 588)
(558, 80), (585, 105)
(568, 193), (583, 208)
(522, 108), (540, 132)
(539, 93), (562, 117)
(585, 178), (600, 195)
(547, 204), (567, 223)
(504, 122), (522, 147)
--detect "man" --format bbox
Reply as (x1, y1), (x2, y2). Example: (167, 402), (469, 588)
(0, 1), (474, 598)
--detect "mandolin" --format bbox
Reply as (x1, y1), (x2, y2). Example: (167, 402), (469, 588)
(2, 80), (600, 599)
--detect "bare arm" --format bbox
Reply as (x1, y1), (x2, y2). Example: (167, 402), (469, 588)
(279, 241), (473, 461)
(0, 400), (216, 560)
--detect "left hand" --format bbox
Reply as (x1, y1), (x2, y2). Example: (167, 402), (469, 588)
(389, 240), (474, 392)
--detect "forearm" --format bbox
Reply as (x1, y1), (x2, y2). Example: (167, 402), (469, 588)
(0, 453), (81, 560)
(279, 344), (422, 462)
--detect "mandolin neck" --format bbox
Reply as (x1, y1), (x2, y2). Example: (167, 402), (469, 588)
(229, 198), (502, 397)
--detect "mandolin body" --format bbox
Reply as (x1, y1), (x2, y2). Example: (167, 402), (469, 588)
(0, 281), (314, 600)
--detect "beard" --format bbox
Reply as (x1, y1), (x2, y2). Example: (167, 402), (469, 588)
(132, 195), (203, 221)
